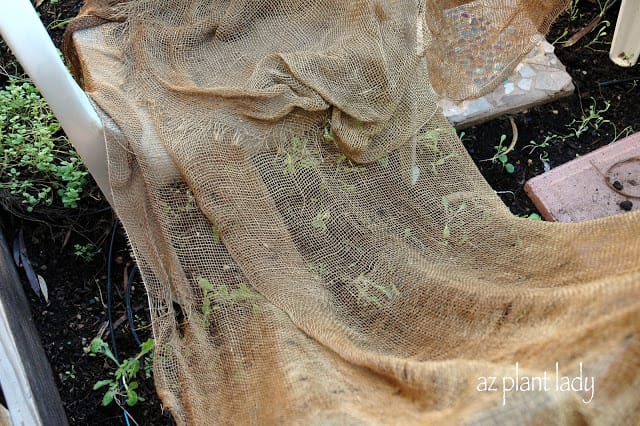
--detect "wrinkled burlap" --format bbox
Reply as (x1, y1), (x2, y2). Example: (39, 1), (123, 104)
(65, 1), (640, 424)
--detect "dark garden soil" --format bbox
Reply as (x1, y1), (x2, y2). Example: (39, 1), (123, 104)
(1, 1), (638, 425)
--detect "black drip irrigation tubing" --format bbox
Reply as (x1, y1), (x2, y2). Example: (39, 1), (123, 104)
(107, 218), (144, 425)
(597, 76), (640, 87)
(126, 264), (142, 347)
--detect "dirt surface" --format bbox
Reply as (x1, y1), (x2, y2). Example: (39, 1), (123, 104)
(464, 5), (639, 216)
(1, 2), (173, 424)
(0, 1), (638, 425)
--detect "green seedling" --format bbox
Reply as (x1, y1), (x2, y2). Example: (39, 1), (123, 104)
(522, 137), (551, 155)
(323, 126), (334, 143)
(518, 212), (543, 220)
(311, 210), (331, 234)
(281, 137), (320, 175)
(336, 153), (366, 173)
(88, 338), (155, 407)
(198, 278), (264, 317)
(422, 129), (459, 175)
(492, 134), (515, 174)
(351, 272), (399, 308)
(441, 196), (467, 240)
(0, 79), (88, 211)
(528, 99), (632, 158)
(73, 243), (100, 262)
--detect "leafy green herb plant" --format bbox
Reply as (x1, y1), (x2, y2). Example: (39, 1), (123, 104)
(0, 79), (88, 212)
(88, 338), (155, 407)
(74, 243), (100, 262)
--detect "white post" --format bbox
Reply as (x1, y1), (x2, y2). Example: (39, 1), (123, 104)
(0, 0), (113, 206)
(609, 0), (640, 67)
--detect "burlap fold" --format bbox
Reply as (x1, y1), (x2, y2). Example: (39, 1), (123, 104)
(66, 1), (640, 424)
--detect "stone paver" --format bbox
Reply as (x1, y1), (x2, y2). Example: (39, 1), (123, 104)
(442, 38), (574, 128)
(524, 132), (640, 222)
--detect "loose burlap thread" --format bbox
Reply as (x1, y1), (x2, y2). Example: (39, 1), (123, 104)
(65, 1), (640, 424)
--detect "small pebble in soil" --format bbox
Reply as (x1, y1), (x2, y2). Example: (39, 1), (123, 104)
(613, 180), (624, 191)
(619, 200), (633, 211)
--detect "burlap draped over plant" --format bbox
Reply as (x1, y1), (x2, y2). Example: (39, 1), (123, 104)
(65, 1), (640, 424)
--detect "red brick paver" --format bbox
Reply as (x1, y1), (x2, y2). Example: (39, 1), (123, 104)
(524, 132), (640, 222)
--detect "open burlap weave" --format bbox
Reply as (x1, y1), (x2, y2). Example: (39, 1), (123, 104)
(65, 1), (640, 424)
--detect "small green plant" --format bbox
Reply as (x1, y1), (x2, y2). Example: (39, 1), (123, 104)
(59, 366), (76, 384)
(351, 272), (399, 308)
(307, 262), (329, 278)
(88, 338), (155, 407)
(584, 0), (617, 51)
(527, 99), (632, 157)
(522, 137), (552, 170)
(281, 137), (320, 175)
(376, 155), (390, 168)
(197, 277), (264, 317)
(422, 128), (458, 175)
(311, 210), (331, 234)
(323, 125), (334, 143)
(551, 28), (569, 46)
(0, 79), (88, 212)
(569, 0), (581, 21)
(553, 0), (615, 48)
(423, 129), (440, 151)
(564, 98), (632, 142)
(48, 17), (74, 30)
(568, 99), (612, 138)
(519, 212), (543, 220)
(428, 151), (458, 175)
(551, 0), (580, 45)
(441, 196), (467, 240)
(73, 242), (100, 262)
(584, 19), (610, 52)
(176, 189), (198, 213)
(335, 153), (366, 173)
(491, 134), (515, 174)
(212, 225), (222, 244)
(522, 137), (551, 155)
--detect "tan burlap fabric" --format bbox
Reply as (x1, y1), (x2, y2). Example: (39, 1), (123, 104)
(65, 1), (640, 424)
